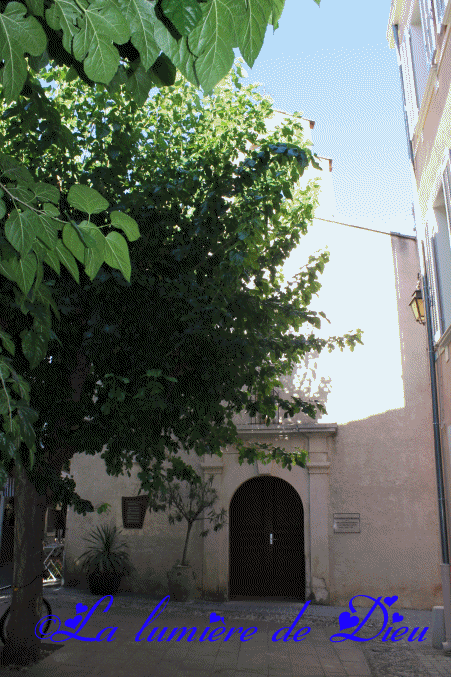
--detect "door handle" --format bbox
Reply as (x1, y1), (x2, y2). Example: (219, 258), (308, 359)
(270, 533), (274, 545)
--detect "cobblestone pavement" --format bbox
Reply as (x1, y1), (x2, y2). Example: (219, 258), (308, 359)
(1, 587), (450, 676)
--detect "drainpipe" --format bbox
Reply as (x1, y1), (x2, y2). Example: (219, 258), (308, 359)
(421, 243), (451, 652)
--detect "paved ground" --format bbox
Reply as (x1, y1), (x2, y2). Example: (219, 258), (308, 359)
(0, 588), (449, 676)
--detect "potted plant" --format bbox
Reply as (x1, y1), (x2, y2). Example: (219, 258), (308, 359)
(76, 523), (135, 596)
(153, 474), (227, 602)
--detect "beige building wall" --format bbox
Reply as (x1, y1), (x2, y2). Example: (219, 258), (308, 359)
(65, 113), (442, 609)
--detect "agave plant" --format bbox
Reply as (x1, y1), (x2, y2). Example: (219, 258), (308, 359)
(77, 523), (134, 578)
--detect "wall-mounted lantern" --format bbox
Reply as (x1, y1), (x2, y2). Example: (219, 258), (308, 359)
(409, 277), (425, 324)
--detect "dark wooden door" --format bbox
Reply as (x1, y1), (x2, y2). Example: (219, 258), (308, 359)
(229, 475), (304, 599)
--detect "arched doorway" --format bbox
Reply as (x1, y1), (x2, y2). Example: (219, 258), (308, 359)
(229, 475), (305, 600)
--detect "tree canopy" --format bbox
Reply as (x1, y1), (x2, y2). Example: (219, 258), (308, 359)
(0, 61), (361, 515)
(0, 0), (320, 104)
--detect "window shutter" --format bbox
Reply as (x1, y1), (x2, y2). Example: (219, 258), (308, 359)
(419, 0), (437, 65)
(425, 220), (442, 336)
(392, 25), (414, 164)
(432, 0), (446, 32)
(443, 158), (451, 240)
(408, 27), (420, 108)
(122, 495), (149, 529)
(400, 31), (419, 136)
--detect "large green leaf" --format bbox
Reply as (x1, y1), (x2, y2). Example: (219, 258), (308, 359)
(160, 0), (203, 36)
(67, 184), (109, 214)
(118, 0), (161, 70)
(33, 182), (60, 204)
(55, 240), (80, 282)
(104, 231), (131, 281)
(62, 223), (85, 264)
(236, 0), (273, 68)
(20, 328), (49, 369)
(4, 209), (38, 256)
(269, 0), (285, 29)
(72, 0), (130, 83)
(0, 153), (34, 186)
(45, 0), (82, 54)
(34, 212), (59, 250)
(110, 211), (140, 241)
(15, 399), (38, 448)
(0, 328), (14, 356)
(174, 0), (236, 93)
(84, 226), (106, 280)
(0, 2), (47, 103)
(24, 0), (45, 17)
(124, 61), (155, 106)
(6, 252), (37, 295)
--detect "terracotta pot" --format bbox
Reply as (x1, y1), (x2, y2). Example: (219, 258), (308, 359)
(167, 564), (196, 602)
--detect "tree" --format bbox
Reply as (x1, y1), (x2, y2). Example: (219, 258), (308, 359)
(0, 61), (362, 664)
(0, 0), (321, 103)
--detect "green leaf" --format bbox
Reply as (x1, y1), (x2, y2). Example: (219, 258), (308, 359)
(43, 248), (60, 274)
(160, 0), (203, 35)
(4, 208), (37, 255)
(0, 199), (6, 220)
(73, 220), (97, 247)
(45, 0), (81, 54)
(118, 0), (161, 70)
(7, 184), (36, 204)
(180, 0), (236, 93)
(21, 328), (49, 369)
(124, 62), (154, 105)
(0, 153), (34, 186)
(104, 231), (131, 281)
(42, 203), (60, 217)
(6, 252), (37, 295)
(67, 184), (109, 215)
(0, 329), (14, 356)
(33, 182), (60, 204)
(55, 240), (79, 282)
(0, 433), (17, 459)
(110, 211), (140, 241)
(24, 0), (44, 17)
(62, 223), (85, 264)
(34, 212), (59, 249)
(84, 227), (106, 280)
(237, 0), (273, 68)
(15, 399), (38, 448)
(72, 0), (130, 84)
(0, 2), (47, 103)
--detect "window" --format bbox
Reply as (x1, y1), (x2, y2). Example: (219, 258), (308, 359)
(432, 0), (446, 33)
(122, 495), (149, 529)
(399, 28), (419, 136)
(418, 0), (437, 67)
(424, 220), (442, 338)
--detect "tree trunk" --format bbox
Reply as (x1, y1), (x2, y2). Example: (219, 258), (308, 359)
(181, 522), (193, 566)
(2, 462), (47, 666)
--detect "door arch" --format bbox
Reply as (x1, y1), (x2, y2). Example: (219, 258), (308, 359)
(229, 475), (305, 600)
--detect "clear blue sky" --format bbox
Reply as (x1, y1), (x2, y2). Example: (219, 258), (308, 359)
(236, 0), (416, 236)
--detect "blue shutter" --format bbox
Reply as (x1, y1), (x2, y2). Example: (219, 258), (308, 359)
(419, 0), (437, 65)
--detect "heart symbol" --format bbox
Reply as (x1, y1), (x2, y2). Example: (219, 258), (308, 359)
(384, 596), (398, 607)
(210, 612), (225, 624)
(338, 612), (360, 631)
(76, 603), (88, 614)
(392, 612), (404, 623)
(64, 615), (83, 629)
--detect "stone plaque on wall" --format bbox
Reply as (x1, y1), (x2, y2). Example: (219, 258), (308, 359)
(333, 513), (360, 533)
